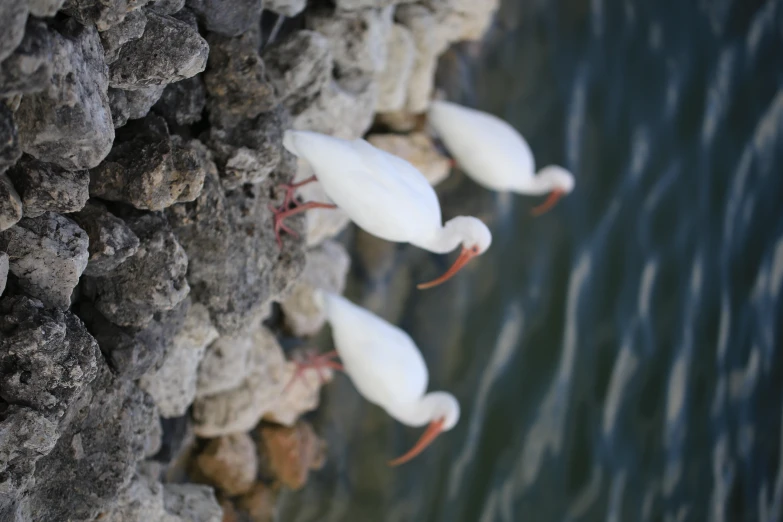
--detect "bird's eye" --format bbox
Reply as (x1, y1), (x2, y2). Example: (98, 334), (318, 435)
(471, 245), (479, 254)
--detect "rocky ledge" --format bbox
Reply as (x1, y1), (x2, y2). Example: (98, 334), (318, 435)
(0, 0), (498, 520)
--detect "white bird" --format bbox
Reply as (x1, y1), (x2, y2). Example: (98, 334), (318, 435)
(274, 130), (492, 289)
(313, 290), (460, 466)
(428, 100), (575, 215)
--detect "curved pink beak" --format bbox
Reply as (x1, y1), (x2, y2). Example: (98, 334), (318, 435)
(417, 247), (478, 290)
(530, 188), (566, 216)
(388, 418), (445, 467)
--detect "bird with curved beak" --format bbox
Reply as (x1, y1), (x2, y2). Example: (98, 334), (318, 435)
(428, 100), (575, 215)
(315, 290), (460, 466)
(271, 130), (492, 289)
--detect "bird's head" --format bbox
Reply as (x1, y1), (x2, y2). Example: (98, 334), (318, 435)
(531, 165), (575, 216)
(417, 217), (492, 289)
(388, 392), (460, 467)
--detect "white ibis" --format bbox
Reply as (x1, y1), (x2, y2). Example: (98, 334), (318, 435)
(311, 290), (460, 466)
(427, 100), (575, 215)
(272, 130), (492, 289)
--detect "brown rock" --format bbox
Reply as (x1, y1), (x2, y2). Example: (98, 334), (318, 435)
(367, 132), (451, 186)
(193, 433), (258, 496)
(237, 483), (277, 522)
(258, 421), (326, 490)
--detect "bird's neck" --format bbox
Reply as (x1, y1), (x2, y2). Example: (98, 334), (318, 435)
(414, 218), (465, 254)
(515, 170), (556, 195)
(386, 395), (440, 428)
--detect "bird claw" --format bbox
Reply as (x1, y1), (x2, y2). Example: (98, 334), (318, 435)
(283, 350), (343, 393)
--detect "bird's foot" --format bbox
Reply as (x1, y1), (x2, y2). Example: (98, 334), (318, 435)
(274, 175), (318, 210)
(269, 200), (337, 248)
(284, 350), (343, 393)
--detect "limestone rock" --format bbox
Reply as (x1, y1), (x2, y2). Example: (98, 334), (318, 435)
(28, 0), (67, 17)
(0, 105), (22, 172)
(367, 132), (451, 185)
(0, 173), (23, 232)
(293, 78), (376, 140)
(16, 21), (114, 170)
(186, 0), (263, 37)
(264, 0), (306, 16)
(123, 84), (167, 121)
(0, 252), (8, 296)
(84, 211), (189, 328)
(79, 298), (190, 379)
(139, 303), (219, 417)
(109, 87), (131, 128)
(335, 0), (415, 9)
(196, 326), (258, 398)
(204, 29), (276, 128)
(192, 326), (287, 436)
(6, 156), (90, 218)
(0, 213), (89, 309)
(162, 483), (223, 522)
(100, 467), (174, 522)
(26, 362), (157, 521)
(149, 0), (186, 15)
(281, 241), (350, 337)
(263, 356), (332, 427)
(0, 20), (53, 98)
(70, 201), (140, 276)
(0, 1), (28, 63)
(192, 433), (257, 496)
(99, 8), (147, 64)
(306, 6), (392, 77)
(109, 11), (208, 90)
(237, 484), (277, 522)
(89, 114), (210, 210)
(62, 0), (149, 31)
(0, 295), (100, 420)
(153, 76), (206, 127)
(375, 24), (415, 112)
(258, 421), (326, 490)
(166, 157), (305, 334)
(205, 110), (282, 189)
(262, 30), (332, 116)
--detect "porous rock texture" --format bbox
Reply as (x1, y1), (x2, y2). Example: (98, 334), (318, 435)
(0, 0), (499, 519)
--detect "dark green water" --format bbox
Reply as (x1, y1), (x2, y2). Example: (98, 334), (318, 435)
(280, 0), (783, 520)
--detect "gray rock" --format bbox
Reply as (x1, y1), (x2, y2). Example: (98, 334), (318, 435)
(0, 295), (100, 419)
(186, 0), (263, 37)
(0, 252), (7, 296)
(306, 5), (392, 77)
(99, 8), (147, 64)
(264, 0), (306, 16)
(0, 213), (89, 309)
(0, 1), (28, 63)
(153, 76), (206, 127)
(109, 11), (209, 89)
(335, 0), (415, 9)
(70, 200), (140, 276)
(139, 303), (219, 417)
(0, 105), (22, 171)
(16, 21), (114, 170)
(375, 23), (415, 112)
(171, 5), (197, 27)
(108, 87), (130, 127)
(163, 484), (223, 522)
(125, 84), (167, 119)
(263, 30), (332, 115)
(84, 211), (189, 328)
(89, 114), (210, 210)
(0, 20), (53, 99)
(62, 0), (149, 31)
(166, 160), (305, 334)
(6, 156), (90, 218)
(206, 109), (282, 188)
(0, 173), (23, 231)
(78, 297), (189, 378)
(204, 29), (276, 128)
(26, 362), (158, 521)
(28, 0), (67, 17)
(149, 0), (186, 14)
(0, 406), (58, 514)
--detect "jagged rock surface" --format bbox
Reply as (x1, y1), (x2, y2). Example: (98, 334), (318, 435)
(186, 0), (263, 37)
(70, 201), (140, 276)
(6, 156), (90, 218)
(153, 76), (206, 127)
(0, 20), (53, 98)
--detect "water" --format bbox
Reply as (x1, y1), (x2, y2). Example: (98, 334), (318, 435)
(279, 0), (783, 520)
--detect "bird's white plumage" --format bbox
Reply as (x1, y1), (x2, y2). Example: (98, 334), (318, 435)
(319, 291), (428, 412)
(284, 130), (442, 244)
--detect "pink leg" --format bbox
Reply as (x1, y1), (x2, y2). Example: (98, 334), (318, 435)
(284, 350), (344, 393)
(276, 175), (318, 209)
(269, 200), (337, 248)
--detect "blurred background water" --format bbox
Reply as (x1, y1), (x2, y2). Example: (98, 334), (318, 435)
(279, 0), (783, 520)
